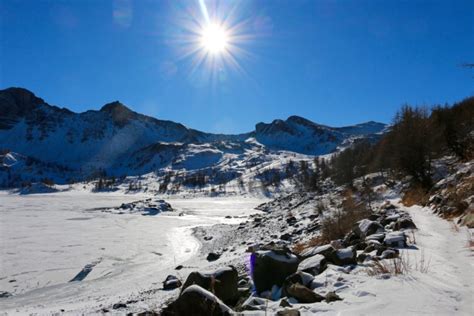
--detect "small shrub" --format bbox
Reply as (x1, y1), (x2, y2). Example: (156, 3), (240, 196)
(320, 191), (370, 243)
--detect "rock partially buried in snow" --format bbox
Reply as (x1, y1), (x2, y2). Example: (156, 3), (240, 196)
(286, 283), (325, 303)
(0, 291), (12, 298)
(327, 247), (357, 266)
(206, 252), (221, 261)
(163, 285), (233, 316)
(163, 275), (182, 290)
(325, 291), (343, 303)
(241, 296), (270, 311)
(181, 266), (239, 304)
(251, 250), (299, 294)
(282, 271), (315, 297)
(276, 309), (301, 316)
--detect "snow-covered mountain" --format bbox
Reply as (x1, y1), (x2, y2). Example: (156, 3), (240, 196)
(0, 87), (386, 187)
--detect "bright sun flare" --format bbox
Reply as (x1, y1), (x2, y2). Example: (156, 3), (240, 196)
(200, 23), (229, 54)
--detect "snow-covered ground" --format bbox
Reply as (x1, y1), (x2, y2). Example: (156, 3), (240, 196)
(0, 191), (265, 314)
(242, 199), (473, 316)
(1, 189), (472, 315)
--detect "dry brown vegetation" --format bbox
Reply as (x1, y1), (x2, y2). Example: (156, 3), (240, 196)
(402, 184), (429, 207)
(292, 235), (325, 254)
(366, 251), (430, 276)
(319, 191), (370, 244)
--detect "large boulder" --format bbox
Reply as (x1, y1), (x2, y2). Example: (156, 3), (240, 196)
(299, 244), (335, 259)
(355, 219), (384, 238)
(384, 232), (407, 248)
(286, 283), (325, 303)
(251, 250), (299, 294)
(297, 254), (327, 276)
(282, 271), (314, 297)
(163, 285), (233, 316)
(181, 266), (239, 304)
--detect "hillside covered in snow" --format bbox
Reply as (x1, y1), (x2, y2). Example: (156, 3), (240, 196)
(0, 87), (386, 189)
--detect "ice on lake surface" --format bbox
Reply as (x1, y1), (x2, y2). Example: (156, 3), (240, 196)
(0, 191), (264, 313)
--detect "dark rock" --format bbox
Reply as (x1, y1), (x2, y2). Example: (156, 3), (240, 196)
(380, 249), (399, 259)
(175, 265), (183, 270)
(297, 254), (327, 276)
(357, 253), (371, 263)
(286, 283), (324, 303)
(276, 309), (300, 316)
(279, 298), (292, 307)
(354, 241), (368, 251)
(163, 285), (233, 316)
(0, 291), (12, 298)
(342, 231), (361, 247)
(363, 244), (377, 253)
(112, 303), (127, 309)
(383, 203), (397, 210)
(325, 291), (343, 303)
(251, 249), (299, 294)
(204, 236), (213, 241)
(163, 275), (182, 290)
(181, 266), (239, 304)
(368, 214), (379, 221)
(286, 216), (297, 225)
(206, 252), (221, 261)
(282, 271), (314, 297)
(394, 218), (417, 230)
(280, 233), (292, 241)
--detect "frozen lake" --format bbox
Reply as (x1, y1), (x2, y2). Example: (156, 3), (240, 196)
(0, 191), (264, 313)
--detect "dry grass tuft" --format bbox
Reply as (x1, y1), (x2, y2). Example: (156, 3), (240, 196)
(292, 235), (325, 254)
(366, 251), (430, 276)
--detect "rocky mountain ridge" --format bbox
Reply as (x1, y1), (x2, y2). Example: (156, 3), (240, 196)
(0, 87), (387, 188)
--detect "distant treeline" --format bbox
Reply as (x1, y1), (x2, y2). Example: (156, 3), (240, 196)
(328, 96), (474, 188)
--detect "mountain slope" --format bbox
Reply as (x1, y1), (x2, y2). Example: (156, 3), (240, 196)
(0, 87), (386, 187)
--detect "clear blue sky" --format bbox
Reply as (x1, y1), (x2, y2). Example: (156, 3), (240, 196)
(1, 0), (473, 133)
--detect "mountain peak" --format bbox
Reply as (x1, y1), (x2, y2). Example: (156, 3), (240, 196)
(100, 101), (132, 113)
(99, 101), (136, 127)
(0, 87), (46, 126)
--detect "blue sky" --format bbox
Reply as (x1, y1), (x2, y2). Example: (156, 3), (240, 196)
(1, 0), (473, 133)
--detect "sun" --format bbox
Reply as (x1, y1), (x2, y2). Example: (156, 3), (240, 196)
(200, 23), (229, 54)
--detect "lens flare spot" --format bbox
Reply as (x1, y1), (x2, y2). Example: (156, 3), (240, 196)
(200, 23), (229, 54)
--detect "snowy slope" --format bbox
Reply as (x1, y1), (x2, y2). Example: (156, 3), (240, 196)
(0, 87), (386, 188)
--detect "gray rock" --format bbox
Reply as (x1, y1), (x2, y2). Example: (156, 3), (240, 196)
(163, 285), (233, 316)
(286, 283), (324, 303)
(181, 266), (239, 304)
(297, 254), (327, 275)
